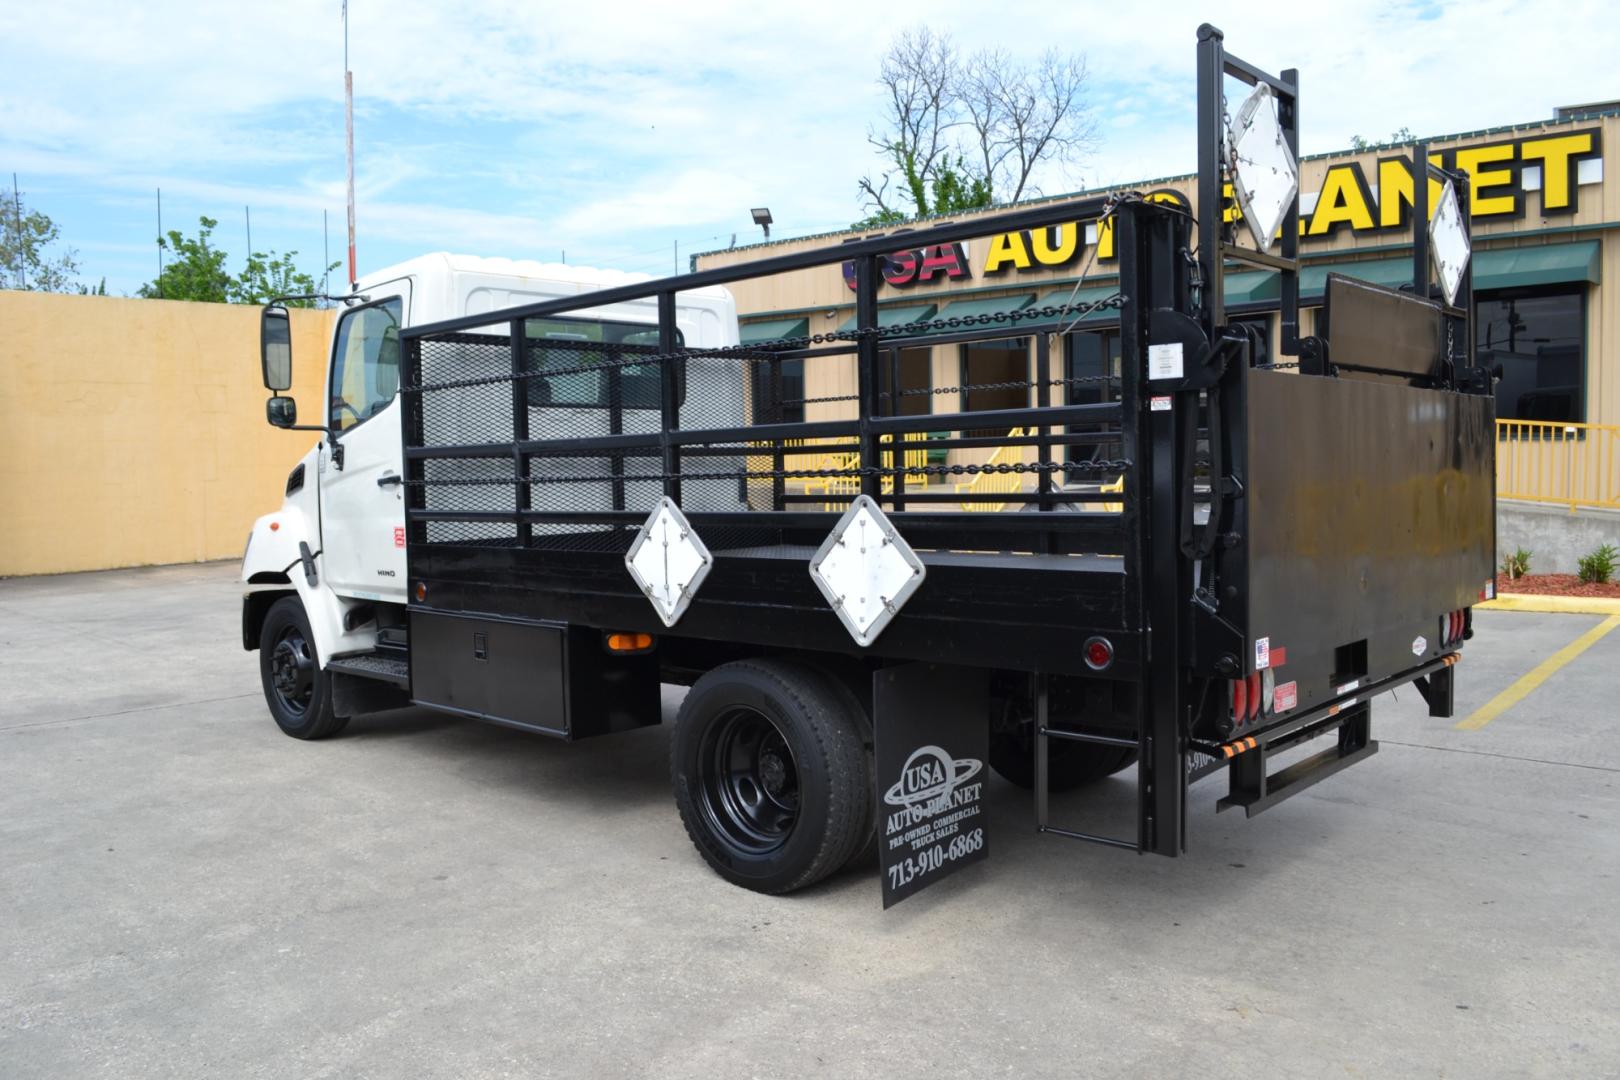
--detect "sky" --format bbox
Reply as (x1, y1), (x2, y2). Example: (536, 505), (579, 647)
(4, 0), (1617, 296)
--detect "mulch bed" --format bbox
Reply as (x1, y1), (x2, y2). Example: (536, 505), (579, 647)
(1497, 573), (1620, 599)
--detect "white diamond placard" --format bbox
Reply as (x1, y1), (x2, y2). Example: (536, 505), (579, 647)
(809, 495), (926, 648)
(1228, 82), (1298, 253)
(1429, 178), (1472, 307)
(625, 498), (712, 627)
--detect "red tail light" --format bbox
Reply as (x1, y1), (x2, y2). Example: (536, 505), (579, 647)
(1083, 636), (1114, 671)
(1231, 677), (1248, 725)
(1246, 672), (1262, 721)
(1442, 609), (1466, 646)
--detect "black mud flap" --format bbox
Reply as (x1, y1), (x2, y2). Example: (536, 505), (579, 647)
(875, 663), (990, 908)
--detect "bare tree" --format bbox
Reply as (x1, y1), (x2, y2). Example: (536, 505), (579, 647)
(858, 27), (960, 223)
(856, 29), (1094, 225)
(963, 48), (1096, 204)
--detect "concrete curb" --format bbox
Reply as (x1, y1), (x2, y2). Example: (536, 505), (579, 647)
(1480, 593), (1620, 615)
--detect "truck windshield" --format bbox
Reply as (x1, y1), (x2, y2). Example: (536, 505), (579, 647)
(525, 317), (682, 409)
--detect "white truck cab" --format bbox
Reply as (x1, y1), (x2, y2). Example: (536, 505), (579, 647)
(242, 254), (737, 735)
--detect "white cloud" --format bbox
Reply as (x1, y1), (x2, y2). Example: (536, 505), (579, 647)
(4, 0), (1616, 291)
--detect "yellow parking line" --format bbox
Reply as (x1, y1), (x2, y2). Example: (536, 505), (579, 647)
(1455, 614), (1620, 731)
(1479, 594), (1620, 616)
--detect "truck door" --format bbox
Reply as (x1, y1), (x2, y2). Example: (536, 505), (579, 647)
(320, 281), (411, 603)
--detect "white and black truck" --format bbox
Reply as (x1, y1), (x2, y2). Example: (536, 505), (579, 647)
(243, 27), (1494, 906)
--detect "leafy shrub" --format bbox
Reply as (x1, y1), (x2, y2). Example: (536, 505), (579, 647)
(1577, 543), (1618, 585)
(1501, 547), (1532, 580)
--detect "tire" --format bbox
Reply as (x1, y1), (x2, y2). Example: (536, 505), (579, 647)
(790, 658), (879, 872)
(258, 596), (349, 740)
(670, 659), (872, 894)
(988, 727), (1137, 792)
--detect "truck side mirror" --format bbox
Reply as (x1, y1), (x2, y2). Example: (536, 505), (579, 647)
(261, 304), (293, 391)
(266, 395), (297, 428)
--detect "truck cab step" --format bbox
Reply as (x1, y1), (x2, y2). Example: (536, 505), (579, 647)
(326, 652), (410, 688)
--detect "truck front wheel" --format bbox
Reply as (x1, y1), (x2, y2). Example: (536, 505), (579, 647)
(670, 660), (871, 894)
(259, 596), (348, 740)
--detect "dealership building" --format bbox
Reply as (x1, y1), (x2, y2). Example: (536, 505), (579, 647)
(695, 108), (1618, 521)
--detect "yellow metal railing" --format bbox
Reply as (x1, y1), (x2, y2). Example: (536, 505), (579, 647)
(797, 434), (934, 509)
(955, 428), (1027, 512)
(1496, 419), (1620, 511)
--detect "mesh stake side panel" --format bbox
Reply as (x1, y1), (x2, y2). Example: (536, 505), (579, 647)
(403, 294), (1134, 555)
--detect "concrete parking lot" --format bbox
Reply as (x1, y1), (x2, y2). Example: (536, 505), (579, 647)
(2, 563), (1617, 1079)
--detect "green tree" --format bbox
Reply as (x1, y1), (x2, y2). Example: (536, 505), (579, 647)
(1, 191), (83, 292)
(1349, 126), (1416, 152)
(138, 216), (336, 306)
(138, 216), (232, 302)
(230, 249), (338, 306)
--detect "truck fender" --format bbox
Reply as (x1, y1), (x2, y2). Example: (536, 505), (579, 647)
(241, 505), (379, 663)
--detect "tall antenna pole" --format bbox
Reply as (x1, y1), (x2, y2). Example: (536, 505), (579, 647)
(344, 0), (357, 289)
(323, 208), (330, 297)
(245, 204), (252, 261)
(11, 173), (24, 291)
(156, 187), (164, 299)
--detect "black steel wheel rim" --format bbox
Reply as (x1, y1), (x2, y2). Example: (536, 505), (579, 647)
(269, 626), (316, 717)
(697, 706), (800, 856)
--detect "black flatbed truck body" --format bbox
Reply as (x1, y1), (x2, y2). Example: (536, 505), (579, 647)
(375, 26), (1494, 898)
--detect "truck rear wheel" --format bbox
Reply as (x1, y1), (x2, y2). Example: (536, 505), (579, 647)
(988, 728), (1136, 792)
(670, 659), (871, 894)
(259, 596), (348, 740)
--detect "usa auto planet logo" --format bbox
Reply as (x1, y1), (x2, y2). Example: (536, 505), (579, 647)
(884, 745), (983, 818)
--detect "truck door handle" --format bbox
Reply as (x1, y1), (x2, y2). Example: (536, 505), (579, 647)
(377, 472), (402, 488)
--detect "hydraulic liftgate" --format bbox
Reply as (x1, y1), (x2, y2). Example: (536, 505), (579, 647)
(396, 25), (1493, 888)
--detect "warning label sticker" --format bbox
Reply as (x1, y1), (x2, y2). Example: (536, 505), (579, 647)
(1148, 342), (1185, 381)
(1274, 680), (1298, 713)
(1255, 636), (1271, 670)
(394, 526), (406, 548)
(1150, 395), (1173, 412)
(1412, 635), (1428, 657)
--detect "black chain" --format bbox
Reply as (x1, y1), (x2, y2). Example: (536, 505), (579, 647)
(782, 374), (1122, 408)
(406, 456), (1131, 487)
(400, 293), (1126, 395)
(782, 392), (861, 406)
(900, 374), (1121, 398)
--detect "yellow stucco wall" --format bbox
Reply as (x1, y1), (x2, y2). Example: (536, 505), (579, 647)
(0, 291), (334, 576)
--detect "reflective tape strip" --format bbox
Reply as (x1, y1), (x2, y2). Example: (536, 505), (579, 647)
(1220, 735), (1260, 759)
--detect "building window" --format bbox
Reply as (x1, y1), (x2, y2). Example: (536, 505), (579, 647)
(1476, 287), (1586, 422)
(1065, 329), (1120, 404)
(1064, 328), (1122, 464)
(880, 345), (933, 417)
(958, 338), (1031, 442)
(959, 338), (1030, 414)
(749, 356), (805, 424)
